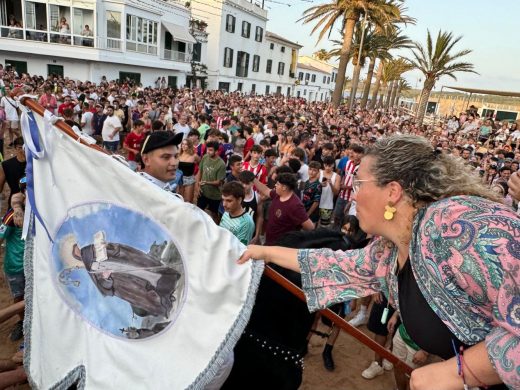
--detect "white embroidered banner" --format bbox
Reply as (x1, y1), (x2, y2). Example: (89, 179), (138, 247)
(21, 107), (263, 389)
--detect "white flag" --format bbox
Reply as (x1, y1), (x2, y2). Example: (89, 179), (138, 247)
(20, 107), (263, 389)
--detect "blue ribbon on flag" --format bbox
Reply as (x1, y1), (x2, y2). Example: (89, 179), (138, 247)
(24, 111), (53, 242)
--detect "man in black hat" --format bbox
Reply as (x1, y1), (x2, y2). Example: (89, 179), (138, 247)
(139, 131), (184, 193)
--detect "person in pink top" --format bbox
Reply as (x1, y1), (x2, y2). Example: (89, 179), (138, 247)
(240, 135), (519, 390)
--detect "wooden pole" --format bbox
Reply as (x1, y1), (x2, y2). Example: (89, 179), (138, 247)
(264, 266), (414, 375)
(19, 97), (414, 376)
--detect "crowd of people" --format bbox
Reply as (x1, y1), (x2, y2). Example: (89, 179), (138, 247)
(0, 66), (519, 390)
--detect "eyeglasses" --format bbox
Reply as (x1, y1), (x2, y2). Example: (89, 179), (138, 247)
(352, 178), (377, 193)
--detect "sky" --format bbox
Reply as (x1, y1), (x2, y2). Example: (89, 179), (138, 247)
(265, 0), (520, 91)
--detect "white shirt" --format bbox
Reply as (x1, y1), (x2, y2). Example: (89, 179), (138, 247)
(0, 96), (19, 121)
(101, 115), (122, 142)
(510, 130), (520, 141)
(81, 111), (94, 135)
(173, 123), (191, 139)
(298, 163), (309, 182)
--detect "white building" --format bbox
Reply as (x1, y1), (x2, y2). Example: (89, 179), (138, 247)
(192, 0), (301, 95)
(0, 0), (204, 87)
(295, 55), (338, 101)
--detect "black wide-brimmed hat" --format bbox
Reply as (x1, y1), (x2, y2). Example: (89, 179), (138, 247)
(141, 131), (183, 154)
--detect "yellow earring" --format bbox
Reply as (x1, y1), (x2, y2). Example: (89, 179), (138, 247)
(384, 204), (396, 221)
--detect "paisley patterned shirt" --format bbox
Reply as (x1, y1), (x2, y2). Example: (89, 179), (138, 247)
(297, 195), (519, 388)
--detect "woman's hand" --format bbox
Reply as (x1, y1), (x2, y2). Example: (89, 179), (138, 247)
(409, 361), (461, 390)
(237, 245), (265, 264)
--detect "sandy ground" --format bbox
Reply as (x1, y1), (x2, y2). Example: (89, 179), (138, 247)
(0, 141), (395, 389)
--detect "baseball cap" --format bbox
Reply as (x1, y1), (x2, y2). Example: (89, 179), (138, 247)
(141, 131), (183, 154)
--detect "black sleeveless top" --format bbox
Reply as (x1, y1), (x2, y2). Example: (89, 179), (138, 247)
(178, 161), (195, 176)
(398, 259), (506, 390)
(2, 157), (26, 207)
(242, 192), (258, 223)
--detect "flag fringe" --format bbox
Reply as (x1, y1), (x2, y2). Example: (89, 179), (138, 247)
(188, 260), (264, 390)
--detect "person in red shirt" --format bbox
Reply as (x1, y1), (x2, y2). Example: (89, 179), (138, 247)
(123, 119), (146, 171)
(252, 171), (314, 245)
(38, 86), (58, 113)
(243, 126), (255, 161)
(57, 95), (75, 116)
(242, 145), (267, 184)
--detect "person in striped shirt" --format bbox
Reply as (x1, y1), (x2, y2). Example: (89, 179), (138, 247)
(220, 181), (255, 246)
(242, 145), (267, 184)
(333, 144), (365, 228)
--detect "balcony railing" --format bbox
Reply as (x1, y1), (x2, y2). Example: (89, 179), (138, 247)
(0, 26), (24, 39)
(2, 25), (97, 48)
(126, 42), (157, 55)
(97, 37), (122, 51)
(161, 49), (190, 62)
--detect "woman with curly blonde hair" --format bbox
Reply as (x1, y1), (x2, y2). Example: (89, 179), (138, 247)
(240, 135), (517, 390)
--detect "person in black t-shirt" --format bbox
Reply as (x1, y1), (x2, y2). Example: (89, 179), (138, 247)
(0, 136), (26, 207)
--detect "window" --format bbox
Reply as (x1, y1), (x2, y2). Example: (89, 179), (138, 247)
(311, 74), (316, 82)
(192, 42), (202, 62)
(241, 21), (250, 38)
(303, 89), (307, 96)
(305, 73), (310, 81)
(48, 4), (71, 43)
(126, 14), (157, 54)
(72, 8), (94, 46)
(266, 59), (272, 74)
(255, 26), (263, 42)
(251, 84), (256, 93)
(270, 42), (274, 50)
(280, 46), (285, 53)
(332, 73), (335, 82)
(237, 82), (243, 92)
(168, 76), (177, 88)
(252, 55), (260, 72)
(236, 51), (249, 77)
(25, 1), (47, 31)
(5, 60), (27, 75)
(277, 62), (285, 75)
(298, 72), (303, 81)
(47, 64), (64, 77)
(106, 11), (120, 38)
(265, 85), (270, 95)
(119, 71), (141, 84)
(224, 47), (234, 68)
(276, 86), (282, 94)
(297, 91), (300, 98)
(323, 75), (326, 83)
(219, 82), (230, 92)
(226, 14), (235, 33)
(327, 77), (330, 84)
(321, 93), (323, 101)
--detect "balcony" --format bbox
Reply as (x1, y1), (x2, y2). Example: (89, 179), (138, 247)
(97, 37), (123, 51)
(0, 25), (112, 50)
(161, 49), (190, 62)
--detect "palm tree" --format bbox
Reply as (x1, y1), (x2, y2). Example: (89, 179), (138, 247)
(392, 78), (411, 106)
(300, 0), (401, 108)
(313, 49), (333, 61)
(407, 30), (477, 126)
(362, 28), (412, 109)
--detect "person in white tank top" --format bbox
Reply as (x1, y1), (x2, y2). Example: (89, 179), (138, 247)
(318, 156), (340, 227)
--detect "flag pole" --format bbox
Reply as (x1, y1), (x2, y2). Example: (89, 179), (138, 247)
(19, 97), (109, 156)
(264, 266), (414, 375)
(18, 97), (414, 376)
